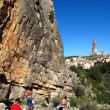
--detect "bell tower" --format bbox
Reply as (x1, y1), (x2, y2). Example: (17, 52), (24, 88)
(92, 40), (97, 55)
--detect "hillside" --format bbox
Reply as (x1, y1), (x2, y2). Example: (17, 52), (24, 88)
(68, 60), (110, 110)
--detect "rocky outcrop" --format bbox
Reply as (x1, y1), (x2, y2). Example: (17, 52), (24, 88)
(0, 0), (74, 100)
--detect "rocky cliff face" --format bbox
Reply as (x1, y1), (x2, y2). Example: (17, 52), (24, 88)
(0, 0), (74, 100)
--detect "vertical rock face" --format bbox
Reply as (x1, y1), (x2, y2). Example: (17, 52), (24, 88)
(0, 0), (73, 99)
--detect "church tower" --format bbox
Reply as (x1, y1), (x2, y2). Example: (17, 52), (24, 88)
(92, 40), (97, 55)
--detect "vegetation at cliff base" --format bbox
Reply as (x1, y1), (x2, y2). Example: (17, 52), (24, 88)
(69, 61), (110, 106)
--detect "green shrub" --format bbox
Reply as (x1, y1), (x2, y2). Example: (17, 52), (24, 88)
(74, 85), (85, 97)
(80, 103), (96, 110)
(87, 67), (102, 83)
(49, 11), (54, 23)
(70, 97), (78, 108)
(101, 62), (110, 73)
(97, 91), (110, 104)
(69, 65), (85, 77)
(69, 65), (78, 73)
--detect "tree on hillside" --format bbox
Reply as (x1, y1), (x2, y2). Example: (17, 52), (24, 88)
(87, 67), (102, 83)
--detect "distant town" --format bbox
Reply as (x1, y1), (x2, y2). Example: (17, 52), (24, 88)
(65, 40), (110, 69)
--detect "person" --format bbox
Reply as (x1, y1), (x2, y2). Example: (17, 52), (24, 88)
(11, 98), (22, 110)
(56, 96), (67, 110)
(66, 98), (72, 110)
(25, 90), (33, 110)
(45, 87), (51, 106)
(11, 95), (20, 103)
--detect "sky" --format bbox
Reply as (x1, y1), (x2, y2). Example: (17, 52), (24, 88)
(53, 0), (110, 56)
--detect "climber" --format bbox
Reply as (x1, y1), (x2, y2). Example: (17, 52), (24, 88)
(11, 98), (22, 110)
(56, 96), (67, 110)
(25, 90), (33, 110)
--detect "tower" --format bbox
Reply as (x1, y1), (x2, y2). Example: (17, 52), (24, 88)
(92, 40), (97, 55)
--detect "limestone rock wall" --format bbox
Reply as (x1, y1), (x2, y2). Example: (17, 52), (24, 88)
(0, 0), (74, 100)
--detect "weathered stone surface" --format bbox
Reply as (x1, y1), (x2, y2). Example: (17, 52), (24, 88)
(0, 0), (74, 100)
(0, 103), (6, 110)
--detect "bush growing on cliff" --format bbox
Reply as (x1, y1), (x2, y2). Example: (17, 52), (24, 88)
(74, 85), (85, 97)
(69, 97), (78, 108)
(49, 11), (54, 23)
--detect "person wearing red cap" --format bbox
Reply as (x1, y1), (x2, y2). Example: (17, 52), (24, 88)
(11, 98), (22, 110)
(11, 103), (22, 110)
